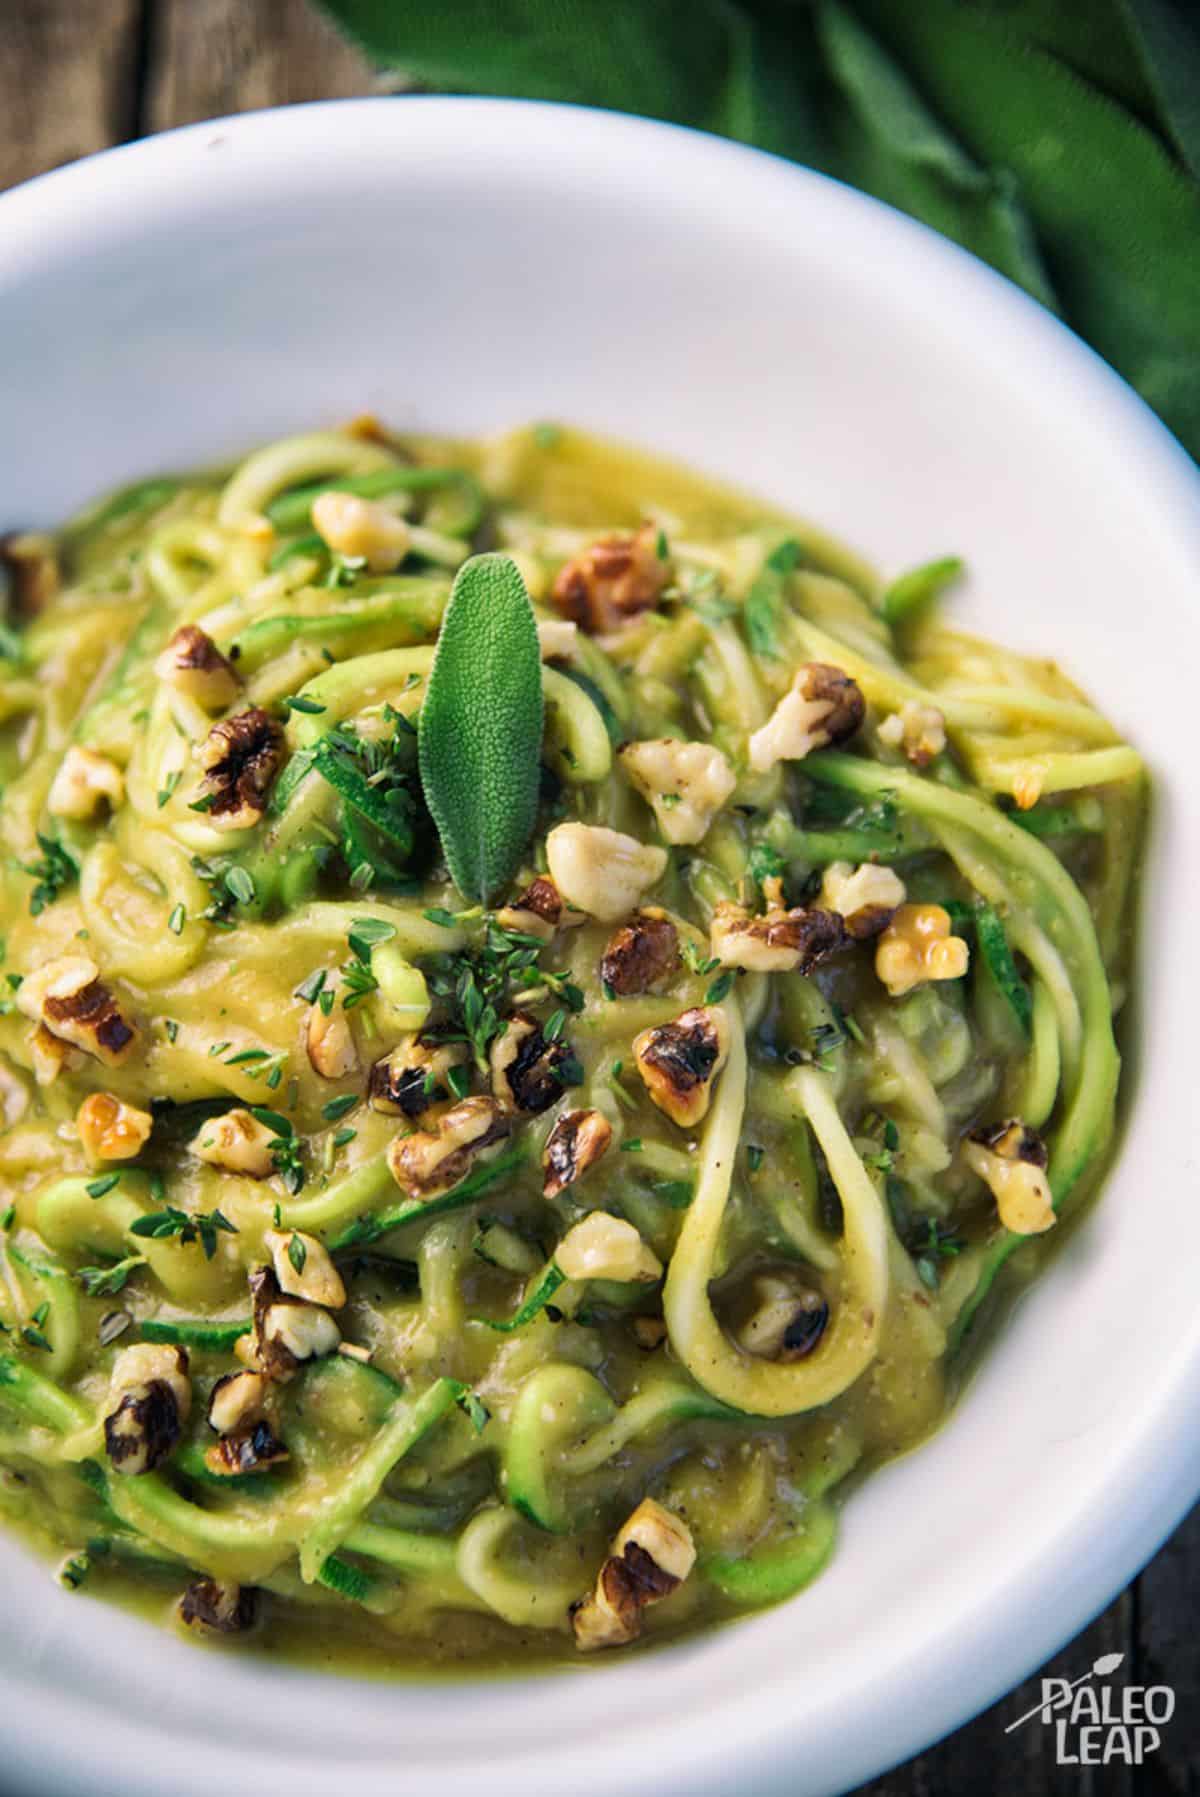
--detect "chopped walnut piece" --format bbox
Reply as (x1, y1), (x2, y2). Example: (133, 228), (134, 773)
(196, 707), (283, 830)
(875, 904), (969, 998)
(877, 700), (946, 769)
(104, 1344), (191, 1477)
(312, 491), (411, 573)
(17, 956), (136, 1068)
(571, 1498), (695, 1651)
(490, 1012), (576, 1114)
(556, 1212), (662, 1283)
(154, 625), (241, 712)
(634, 1005), (730, 1129)
(545, 823), (667, 922)
(600, 909), (680, 996)
(819, 860), (907, 941)
(207, 1369), (269, 1437)
(190, 1108), (276, 1178)
(305, 1004), (358, 1080)
(496, 875), (571, 943)
(204, 1418), (290, 1479)
(386, 1095), (510, 1200)
(76, 1092), (153, 1163)
(551, 523), (672, 634)
(368, 1035), (468, 1118)
(964, 1118), (1055, 1236)
(264, 1229), (346, 1309)
(737, 1274), (830, 1361)
(543, 1108), (614, 1198)
(178, 1578), (258, 1635)
(29, 1024), (82, 1087)
(47, 746), (125, 821)
(618, 739), (736, 845)
(1, 532), (59, 615)
(748, 662), (865, 773)
(235, 1265), (341, 1383)
(711, 897), (847, 974)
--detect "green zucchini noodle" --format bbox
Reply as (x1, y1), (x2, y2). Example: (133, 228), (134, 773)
(0, 421), (1143, 1668)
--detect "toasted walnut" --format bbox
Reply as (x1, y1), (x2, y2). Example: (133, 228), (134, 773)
(551, 524), (671, 634)
(556, 1212), (662, 1283)
(17, 956), (136, 1067)
(190, 1108), (276, 1178)
(47, 746), (125, 821)
(875, 903), (969, 998)
(1, 532), (59, 615)
(29, 1024), (82, 1087)
(387, 1095), (510, 1200)
(205, 1418), (290, 1479)
(877, 700), (946, 769)
(748, 662), (865, 773)
(312, 490), (411, 573)
(236, 1265), (341, 1382)
(546, 823), (668, 922)
(196, 707), (283, 830)
(543, 1109), (614, 1199)
(737, 1274), (830, 1361)
(207, 1369), (269, 1437)
(711, 896), (847, 973)
(632, 1315), (668, 1351)
(634, 1006), (730, 1129)
(368, 1035), (468, 1119)
(76, 1092), (153, 1164)
(819, 860), (907, 941)
(495, 875), (571, 943)
(104, 1343), (190, 1477)
(490, 1012), (576, 1114)
(536, 618), (579, 662)
(305, 1004), (358, 1080)
(571, 1498), (695, 1651)
(154, 625), (241, 712)
(964, 1119), (1054, 1236)
(600, 909), (680, 997)
(618, 739), (736, 846)
(264, 1229), (346, 1310)
(178, 1578), (258, 1635)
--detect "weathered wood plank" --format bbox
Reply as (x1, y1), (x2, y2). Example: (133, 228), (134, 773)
(1136, 1500), (1200, 1790)
(146, 0), (377, 131)
(0, 0), (142, 192)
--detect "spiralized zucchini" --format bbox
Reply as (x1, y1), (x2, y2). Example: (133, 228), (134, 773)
(0, 422), (1142, 1667)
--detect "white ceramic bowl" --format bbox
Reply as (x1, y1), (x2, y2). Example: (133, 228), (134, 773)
(2, 98), (1198, 1797)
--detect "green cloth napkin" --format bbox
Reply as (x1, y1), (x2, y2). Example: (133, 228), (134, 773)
(319, 0), (1200, 461)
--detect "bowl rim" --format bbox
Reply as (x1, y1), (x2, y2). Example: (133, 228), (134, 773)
(1, 91), (1199, 1797)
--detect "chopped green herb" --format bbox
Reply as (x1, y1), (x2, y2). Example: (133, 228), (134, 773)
(21, 834), (78, 917)
(224, 865), (256, 907)
(287, 1234), (307, 1276)
(157, 770), (182, 809)
(128, 1206), (237, 1259)
(705, 970), (735, 1004)
(167, 903), (186, 936)
(322, 1094), (358, 1122)
(85, 1173), (121, 1200)
(620, 1138), (643, 1153)
(747, 1145), (764, 1172)
(77, 1256), (144, 1298)
(281, 694), (326, 715)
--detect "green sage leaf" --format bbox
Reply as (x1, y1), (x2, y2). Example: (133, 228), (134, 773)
(418, 553), (543, 904)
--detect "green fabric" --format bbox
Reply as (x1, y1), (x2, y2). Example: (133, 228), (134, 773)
(318, 0), (1200, 460)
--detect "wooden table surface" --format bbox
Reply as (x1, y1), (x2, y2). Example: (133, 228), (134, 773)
(1, 2), (1196, 1790)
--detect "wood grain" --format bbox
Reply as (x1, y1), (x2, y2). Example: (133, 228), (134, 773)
(0, 2), (1196, 1790)
(0, 0), (143, 192)
(145, 0), (376, 131)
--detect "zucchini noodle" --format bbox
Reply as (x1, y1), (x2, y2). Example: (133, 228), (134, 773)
(0, 421), (1141, 1669)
